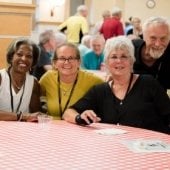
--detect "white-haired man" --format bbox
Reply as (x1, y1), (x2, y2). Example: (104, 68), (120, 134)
(132, 16), (170, 91)
(58, 5), (89, 44)
(33, 30), (66, 80)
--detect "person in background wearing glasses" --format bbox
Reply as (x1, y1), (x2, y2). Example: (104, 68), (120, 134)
(83, 35), (105, 70)
(132, 16), (170, 91)
(0, 38), (42, 121)
(33, 30), (67, 80)
(63, 36), (170, 134)
(39, 43), (103, 119)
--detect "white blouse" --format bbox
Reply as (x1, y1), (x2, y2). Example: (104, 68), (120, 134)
(0, 69), (34, 113)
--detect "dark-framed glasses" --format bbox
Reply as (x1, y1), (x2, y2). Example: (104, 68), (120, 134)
(57, 57), (79, 63)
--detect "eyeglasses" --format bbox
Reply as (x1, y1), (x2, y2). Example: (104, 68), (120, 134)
(108, 55), (130, 61)
(56, 57), (79, 63)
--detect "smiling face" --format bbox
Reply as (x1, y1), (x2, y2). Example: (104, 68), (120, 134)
(11, 44), (33, 74)
(53, 45), (81, 77)
(90, 36), (105, 56)
(106, 48), (133, 77)
(143, 23), (170, 59)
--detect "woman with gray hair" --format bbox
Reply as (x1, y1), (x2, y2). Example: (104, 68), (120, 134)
(63, 36), (170, 134)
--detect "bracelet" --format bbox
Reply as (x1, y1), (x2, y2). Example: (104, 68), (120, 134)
(75, 114), (88, 125)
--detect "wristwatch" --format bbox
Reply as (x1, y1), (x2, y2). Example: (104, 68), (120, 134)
(75, 114), (87, 125)
(75, 114), (93, 125)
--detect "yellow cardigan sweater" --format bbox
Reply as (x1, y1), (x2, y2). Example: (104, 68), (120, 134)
(39, 70), (103, 119)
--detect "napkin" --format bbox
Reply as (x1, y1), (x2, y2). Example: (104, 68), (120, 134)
(122, 139), (170, 153)
(94, 128), (127, 135)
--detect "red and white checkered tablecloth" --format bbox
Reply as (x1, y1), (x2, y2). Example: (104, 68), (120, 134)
(0, 121), (169, 170)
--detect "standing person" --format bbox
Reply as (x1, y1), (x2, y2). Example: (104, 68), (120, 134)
(63, 36), (170, 134)
(0, 38), (42, 121)
(33, 30), (58, 80)
(92, 10), (111, 35)
(125, 16), (133, 35)
(82, 35), (105, 70)
(78, 34), (92, 68)
(39, 43), (103, 119)
(127, 17), (143, 39)
(58, 5), (89, 44)
(100, 6), (124, 40)
(132, 16), (170, 91)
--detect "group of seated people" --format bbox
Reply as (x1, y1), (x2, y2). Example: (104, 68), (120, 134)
(0, 16), (170, 134)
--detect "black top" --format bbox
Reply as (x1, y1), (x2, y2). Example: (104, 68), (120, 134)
(132, 39), (170, 91)
(127, 28), (143, 39)
(71, 75), (170, 134)
(33, 45), (52, 80)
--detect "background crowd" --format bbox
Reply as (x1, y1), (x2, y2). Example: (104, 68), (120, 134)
(0, 4), (170, 134)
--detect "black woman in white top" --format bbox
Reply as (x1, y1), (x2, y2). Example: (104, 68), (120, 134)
(0, 38), (42, 121)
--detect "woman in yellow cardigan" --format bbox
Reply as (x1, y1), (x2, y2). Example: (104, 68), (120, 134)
(39, 43), (104, 119)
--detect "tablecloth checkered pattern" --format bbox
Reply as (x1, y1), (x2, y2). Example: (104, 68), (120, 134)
(0, 121), (169, 170)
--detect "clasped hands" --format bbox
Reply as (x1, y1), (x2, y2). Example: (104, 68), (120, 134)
(22, 112), (44, 122)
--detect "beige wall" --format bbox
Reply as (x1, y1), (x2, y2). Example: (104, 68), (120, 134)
(88, 0), (115, 25)
(89, 0), (170, 25)
(0, 1), (35, 68)
(125, 0), (170, 23)
(32, 0), (69, 43)
(36, 0), (66, 23)
(0, 0), (32, 3)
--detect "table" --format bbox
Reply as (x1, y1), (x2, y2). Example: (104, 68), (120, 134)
(0, 121), (169, 170)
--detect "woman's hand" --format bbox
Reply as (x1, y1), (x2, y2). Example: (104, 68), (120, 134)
(22, 112), (42, 122)
(80, 110), (101, 124)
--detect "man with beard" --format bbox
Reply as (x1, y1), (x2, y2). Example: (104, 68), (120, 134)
(132, 16), (170, 91)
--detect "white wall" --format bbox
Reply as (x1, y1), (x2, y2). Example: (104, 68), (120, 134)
(89, 0), (170, 25)
(124, 0), (170, 23)
(35, 0), (65, 22)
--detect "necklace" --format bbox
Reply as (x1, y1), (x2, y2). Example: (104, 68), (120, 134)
(57, 74), (78, 117)
(9, 68), (25, 91)
(7, 67), (26, 112)
(60, 85), (72, 96)
(112, 73), (133, 105)
(12, 79), (23, 90)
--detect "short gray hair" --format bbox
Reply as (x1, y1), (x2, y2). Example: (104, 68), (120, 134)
(112, 6), (122, 16)
(81, 34), (92, 47)
(142, 16), (170, 33)
(39, 29), (56, 45)
(77, 5), (88, 13)
(55, 32), (67, 47)
(90, 34), (105, 44)
(104, 36), (135, 63)
(102, 10), (111, 18)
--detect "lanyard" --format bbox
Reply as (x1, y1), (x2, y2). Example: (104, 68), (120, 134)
(7, 68), (25, 113)
(57, 74), (78, 117)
